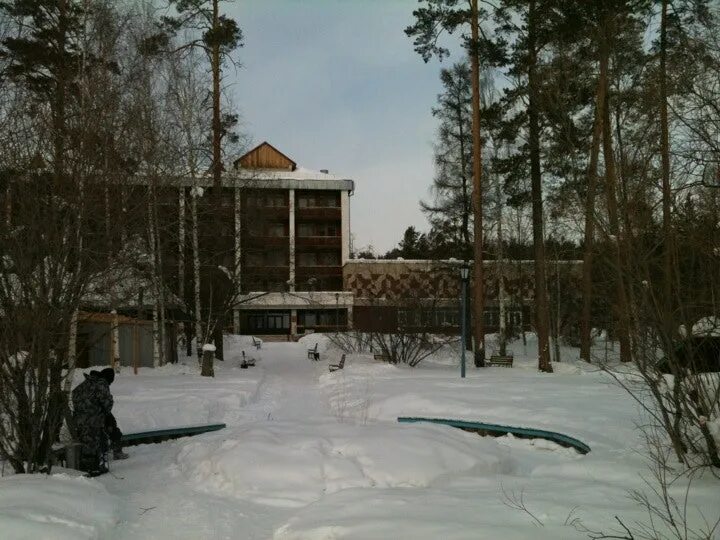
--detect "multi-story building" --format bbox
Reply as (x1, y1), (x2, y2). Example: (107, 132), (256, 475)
(232, 142), (354, 339)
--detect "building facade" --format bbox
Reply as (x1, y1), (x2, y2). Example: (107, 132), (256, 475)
(344, 258), (582, 337)
(229, 142), (354, 338)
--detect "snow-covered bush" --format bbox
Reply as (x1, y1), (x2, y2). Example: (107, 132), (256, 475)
(326, 331), (373, 354)
(370, 332), (449, 367)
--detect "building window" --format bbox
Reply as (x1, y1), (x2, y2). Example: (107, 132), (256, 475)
(298, 193), (339, 208)
(299, 310), (346, 327)
(246, 194), (262, 207)
(297, 251), (340, 266)
(297, 222), (339, 237)
(247, 222), (262, 236)
(267, 223), (285, 237)
(317, 251), (340, 266)
(222, 253), (236, 270)
(298, 252), (316, 267)
(246, 252), (263, 267)
(220, 193), (234, 207)
(248, 312), (289, 331)
(158, 189), (178, 206)
(266, 249), (286, 266)
(266, 194), (285, 207)
(298, 223), (314, 237)
(397, 308), (460, 328)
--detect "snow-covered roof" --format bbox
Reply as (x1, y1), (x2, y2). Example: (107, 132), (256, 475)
(228, 141), (353, 190)
(234, 165), (348, 182)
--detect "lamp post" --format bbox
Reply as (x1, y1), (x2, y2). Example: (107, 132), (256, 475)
(460, 264), (470, 378)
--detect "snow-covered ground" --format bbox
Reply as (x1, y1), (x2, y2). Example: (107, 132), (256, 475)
(2, 334), (719, 539)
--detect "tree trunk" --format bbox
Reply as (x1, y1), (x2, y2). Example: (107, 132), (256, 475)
(178, 187), (186, 356)
(152, 306), (160, 368)
(53, 0), (67, 193)
(192, 187), (202, 361)
(659, 0), (675, 341)
(464, 299), (473, 352)
(207, 0), (225, 359)
(457, 104), (471, 256)
(120, 185), (127, 246)
(213, 319), (224, 361)
(212, 0), (222, 195)
(4, 184), (10, 226)
(515, 210), (527, 347)
(64, 310), (78, 395)
(497, 175), (507, 357)
(579, 69), (605, 362)
(153, 184), (167, 366)
(147, 180), (165, 367)
(185, 323), (193, 358)
(553, 253), (561, 362)
(600, 25), (632, 363)
(111, 310), (120, 371)
(470, 0), (485, 367)
(528, 0), (552, 373)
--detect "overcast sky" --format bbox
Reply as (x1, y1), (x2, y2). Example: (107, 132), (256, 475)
(226, 0), (464, 253)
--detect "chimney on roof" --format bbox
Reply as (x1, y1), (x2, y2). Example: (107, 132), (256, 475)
(320, 169), (329, 174)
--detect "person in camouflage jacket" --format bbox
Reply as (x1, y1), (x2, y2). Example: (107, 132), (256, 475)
(72, 368), (116, 473)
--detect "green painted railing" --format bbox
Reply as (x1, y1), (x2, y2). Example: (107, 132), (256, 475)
(121, 423), (227, 446)
(397, 417), (591, 454)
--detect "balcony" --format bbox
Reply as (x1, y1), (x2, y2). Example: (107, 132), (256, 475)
(295, 236), (341, 248)
(243, 206), (289, 220)
(244, 265), (289, 275)
(243, 235), (289, 247)
(296, 207), (341, 220)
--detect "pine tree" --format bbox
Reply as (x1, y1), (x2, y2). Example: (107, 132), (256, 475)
(423, 63), (474, 261)
(385, 226), (432, 259)
(1, 0), (84, 188)
(490, 0), (565, 372)
(406, 0), (503, 367)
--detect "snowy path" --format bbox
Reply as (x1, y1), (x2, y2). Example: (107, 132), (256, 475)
(237, 343), (335, 423)
(103, 341), (337, 540)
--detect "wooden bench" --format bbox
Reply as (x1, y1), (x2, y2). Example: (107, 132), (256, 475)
(307, 343), (319, 360)
(329, 354), (346, 372)
(487, 354), (514, 368)
(373, 353), (391, 362)
(251, 336), (262, 350)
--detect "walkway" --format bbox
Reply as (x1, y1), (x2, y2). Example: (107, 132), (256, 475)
(104, 341), (334, 540)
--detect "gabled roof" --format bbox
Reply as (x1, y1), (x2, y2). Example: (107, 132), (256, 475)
(234, 142), (297, 171)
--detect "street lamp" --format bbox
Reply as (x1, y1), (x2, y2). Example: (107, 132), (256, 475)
(459, 264), (470, 378)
